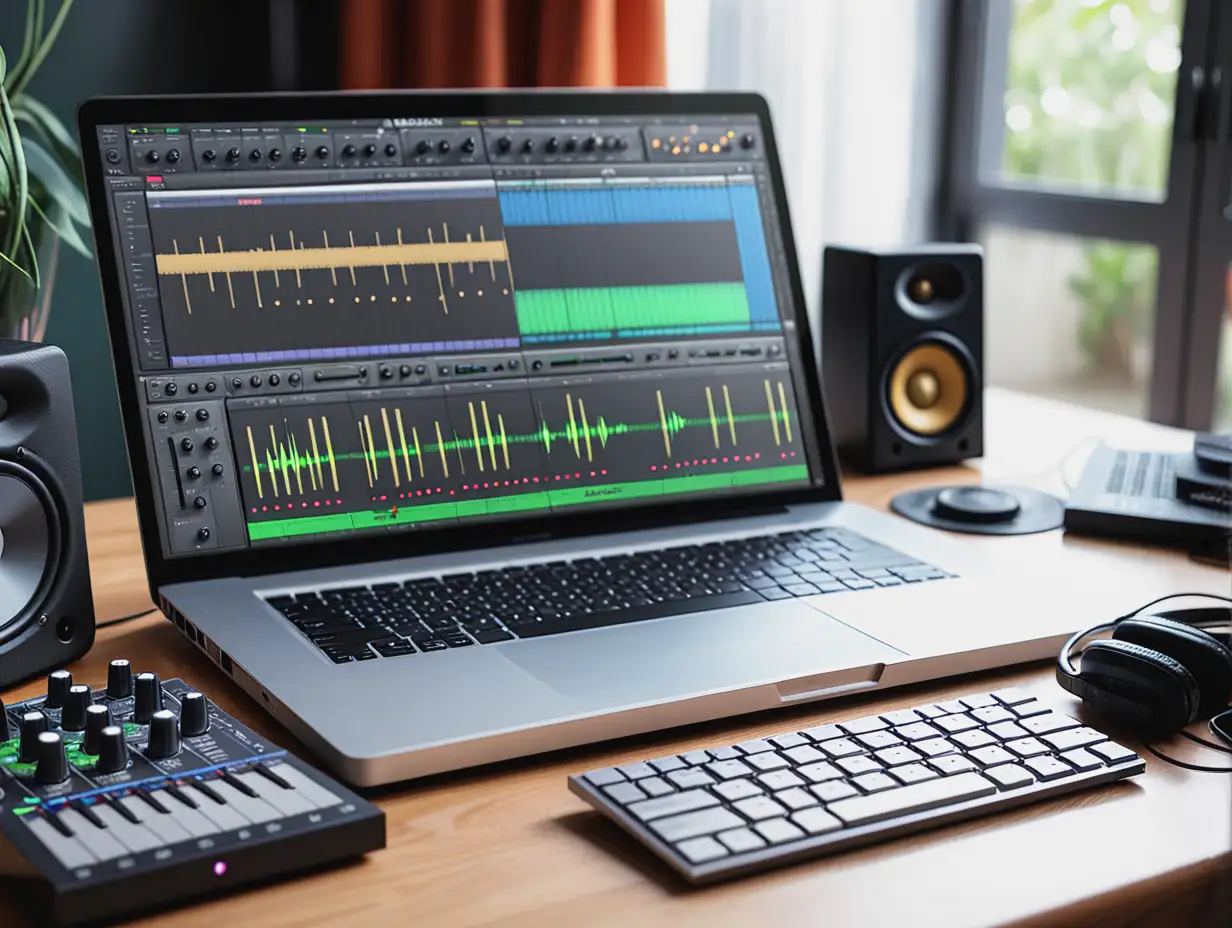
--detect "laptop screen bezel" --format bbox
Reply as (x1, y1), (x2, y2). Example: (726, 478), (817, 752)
(77, 90), (845, 597)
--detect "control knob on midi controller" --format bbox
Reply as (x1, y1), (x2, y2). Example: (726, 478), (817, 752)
(83, 703), (113, 756)
(34, 732), (69, 785)
(497, 135), (512, 153)
(584, 135), (598, 152)
(545, 136), (560, 153)
(522, 138), (535, 154)
(202, 148), (216, 162)
(316, 145), (330, 160)
(341, 143), (356, 157)
(205, 436), (219, 451)
(249, 148), (262, 162)
(166, 148), (181, 163)
(193, 497), (208, 511)
(226, 147), (241, 163)
(379, 364), (393, 380)
(96, 725), (129, 774)
(45, 669), (72, 708)
(197, 527), (211, 542)
(212, 463), (225, 477)
(461, 137), (475, 153)
(61, 685), (92, 732)
(292, 146), (307, 162)
(19, 711), (48, 762)
(741, 132), (756, 149)
(385, 143), (398, 157)
(566, 135), (579, 152)
(181, 438), (194, 453)
(134, 672), (163, 724)
(106, 658), (133, 698)
(416, 140), (431, 155)
(179, 691), (210, 737)
(146, 709), (182, 759)
(186, 466), (201, 480)
(144, 150), (159, 164)
(269, 147), (282, 161)
(438, 139), (451, 154)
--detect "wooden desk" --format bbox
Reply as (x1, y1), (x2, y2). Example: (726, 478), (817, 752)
(3, 390), (1230, 927)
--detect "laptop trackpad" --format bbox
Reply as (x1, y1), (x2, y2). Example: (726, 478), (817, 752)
(498, 602), (903, 705)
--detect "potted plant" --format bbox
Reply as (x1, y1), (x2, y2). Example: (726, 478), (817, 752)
(1, 0), (90, 343)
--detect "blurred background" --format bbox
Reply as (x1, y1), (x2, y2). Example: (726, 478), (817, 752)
(3, 0), (1229, 501)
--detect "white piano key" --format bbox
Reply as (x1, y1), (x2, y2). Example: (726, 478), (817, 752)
(56, 810), (129, 862)
(208, 780), (282, 825)
(181, 784), (249, 831)
(235, 771), (314, 817)
(269, 764), (342, 809)
(147, 790), (220, 838)
(118, 796), (192, 845)
(91, 804), (163, 853)
(24, 817), (96, 870)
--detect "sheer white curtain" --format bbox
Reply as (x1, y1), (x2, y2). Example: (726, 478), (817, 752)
(666, 0), (946, 341)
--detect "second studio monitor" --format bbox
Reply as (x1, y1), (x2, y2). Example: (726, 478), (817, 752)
(822, 244), (984, 473)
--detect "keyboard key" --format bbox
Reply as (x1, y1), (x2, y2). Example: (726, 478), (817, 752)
(889, 763), (938, 785)
(760, 587), (794, 601)
(929, 754), (979, 775)
(707, 759), (755, 780)
(797, 761), (845, 783)
(951, 729), (997, 750)
(627, 789), (719, 823)
(912, 703), (947, 719)
(934, 713), (980, 734)
(738, 739), (774, 755)
(584, 768), (625, 787)
(1059, 748), (1104, 772)
(984, 764), (1035, 790)
(1010, 701), (1050, 719)
(837, 755), (883, 776)
(936, 699), (967, 714)
(1004, 738), (1050, 758)
(603, 782), (647, 805)
(747, 752), (791, 772)
(754, 818), (806, 845)
(881, 709), (922, 726)
(828, 772), (997, 826)
(856, 730), (903, 750)
(991, 687), (1033, 706)
(775, 787), (819, 810)
(1023, 756), (1076, 781)
(914, 738), (960, 758)
(1021, 713), (1081, 736)
(817, 738), (865, 759)
(792, 807), (842, 835)
(675, 835), (729, 864)
(987, 721), (1030, 741)
(968, 746), (1016, 768)
(769, 732), (809, 750)
(713, 779), (763, 803)
(1042, 727), (1108, 753)
(894, 722), (943, 742)
(958, 693), (997, 710)
(667, 768), (716, 789)
(971, 705), (1015, 725)
(758, 770), (805, 791)
(783, 745), (826, 766)
(710, 746), (744, 761)
(853, 772), (897, 793)
(640, 777), (676, 798)
(681, 750), (711, 766)
(802, 724), (845, 742)
(783, 583), (821, 597)
(733, 796), (788, 821)
(875, 746), (924, 766)
(1090, 741), (1140, 765)
(810, 780), (859, 802)
(649, 756), (686, 774)
(839, 715), (888, 735)
(617, 762), (656, 780)
(718, 827), (767, 853)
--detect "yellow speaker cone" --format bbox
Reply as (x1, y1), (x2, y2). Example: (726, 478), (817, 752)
(888, 342), (969, 436)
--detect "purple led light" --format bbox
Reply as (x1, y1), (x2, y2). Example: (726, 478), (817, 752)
(213, 861), (228, 876)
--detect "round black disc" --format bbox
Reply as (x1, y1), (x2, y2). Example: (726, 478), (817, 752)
(0, 472), (51, 632)
(890, 484), (1064, 536)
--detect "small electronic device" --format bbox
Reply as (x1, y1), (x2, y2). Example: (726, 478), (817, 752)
(568, 686), (1144, 884)
(0, 661), (385, 927)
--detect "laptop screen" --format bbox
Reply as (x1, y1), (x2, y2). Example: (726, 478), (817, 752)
(87, 104), (825, 559)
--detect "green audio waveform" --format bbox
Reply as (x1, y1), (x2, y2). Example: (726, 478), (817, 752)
(515, 282), (751, 336)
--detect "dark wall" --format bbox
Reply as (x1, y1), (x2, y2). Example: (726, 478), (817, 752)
(3, 0), (337, 500)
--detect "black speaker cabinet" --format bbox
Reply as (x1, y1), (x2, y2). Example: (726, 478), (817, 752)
(0, 340), (94, 688)
(822, 244), (984, 473)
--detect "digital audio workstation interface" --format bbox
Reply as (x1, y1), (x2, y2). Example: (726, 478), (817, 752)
(96, 114), (821, 557)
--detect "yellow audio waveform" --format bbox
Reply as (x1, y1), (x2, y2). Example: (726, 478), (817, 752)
(245, 418), (339, 501)
(158, 225), (510, 314)
(764, 379), (793, 446)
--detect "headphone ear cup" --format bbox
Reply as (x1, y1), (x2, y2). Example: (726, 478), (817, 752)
(1114, 616), (1232, 718)
(1078, 639), (1198, 732)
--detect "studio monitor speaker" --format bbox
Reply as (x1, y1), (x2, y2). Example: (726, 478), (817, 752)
(822, 244), (984, 473)
(0, 339), (94, 688)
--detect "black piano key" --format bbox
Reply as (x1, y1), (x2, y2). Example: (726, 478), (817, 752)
(251, 762), (294, 790)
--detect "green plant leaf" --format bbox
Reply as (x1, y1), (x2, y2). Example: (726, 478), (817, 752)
(14, 96), (83, 187)
(0, 80), (30, 266)
(9, 0), (71, 102)
(22, 136), (87, 226)
(28, 194), (89, 259)
(0, 247), (33, 282)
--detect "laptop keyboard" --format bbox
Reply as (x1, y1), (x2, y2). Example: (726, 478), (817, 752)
(266, 527), (952, 664)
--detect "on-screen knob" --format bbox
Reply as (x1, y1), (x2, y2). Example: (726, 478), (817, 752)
(226, 147), (241, 162)
(61, 685), (92, 732)
(414, 364), (426, 375)
(196, 408), (209, 421)
(521, 138), (535, 153)
(231, 377), (243, 390)
(545, 136), (560, 153)
(212, 463), (225, 477)
(496, 135), (512, 153)
(316, 145), (330, 159)
(166, 148), (181, 163)
(269, 148), (282, 161)
(97, 726), (129, 774)
(197, 526), (211, 542)
(531, 359), (544, 372)
(385, 143), (398, 157)
(83, 704), (113, 756)
(416, 140), (431, 155)
(616, 137), (629, 150)
(174, 409), (187, 423)
(165, 382), (178, 396)
(106, 659), (134, 699)
(34, 732), (69, 785)
(134, 672), (163, 725)
(146, 709), (182, 759)
(288, 372), (302, 385)
(380, 365), (393, 380)
(603, 136), (618, 151)
(187, 382), (198, 394)
(342, 144), (357, 157)
(19, 712), (49, 763)
(179, 692), (210, 737)
(269, 373), (281, 387)
(157, 411), (169, 424)
(193, 496), (208, 510)
(438, 139), (451, 154)
(181, 438), (194, 453)
(202, 149), (217, 162)
(460, 137), (475, 153)
(45, 669), (73, 709)
(205, 436), (219, 450)
(292, 146), (307, 162)
(205, 380), (216, 392)
(144, 150), (160, 164)
(249, 148), (263, 162)
(186, 466), (201, 480)
(250, 374), (262, 387)
(741, 132), (755, 149)
(399, 364), (411, 377)
(565, 135), (579, 152)
(583, 136), (598, 152)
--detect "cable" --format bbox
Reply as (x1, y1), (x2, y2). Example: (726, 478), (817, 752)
(1142, 742), (1232, 773)
(1182, 730), (1232, 754)
(95, 608), (159, 629)
(1114, 592), (1232, 623)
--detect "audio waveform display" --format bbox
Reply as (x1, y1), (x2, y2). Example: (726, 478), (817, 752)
(514, 283), (751, 338)
(227, 366), (807, 542)
(147, 182), (520, 360)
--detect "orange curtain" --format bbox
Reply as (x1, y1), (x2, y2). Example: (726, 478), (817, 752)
(340, 0), (665, 89)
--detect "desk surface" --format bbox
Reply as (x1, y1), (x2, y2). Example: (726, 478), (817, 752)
(3, 389), (1230, 927)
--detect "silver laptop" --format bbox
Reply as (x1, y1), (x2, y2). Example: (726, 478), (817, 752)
(78, 91), (1147, 787)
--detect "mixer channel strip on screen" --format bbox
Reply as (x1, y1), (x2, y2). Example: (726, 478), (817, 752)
(100, 113), (818, 557)
(0, 663), (384, 926)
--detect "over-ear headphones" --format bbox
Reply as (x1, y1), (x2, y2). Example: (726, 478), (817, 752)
(1057, 595), (1232, 735)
